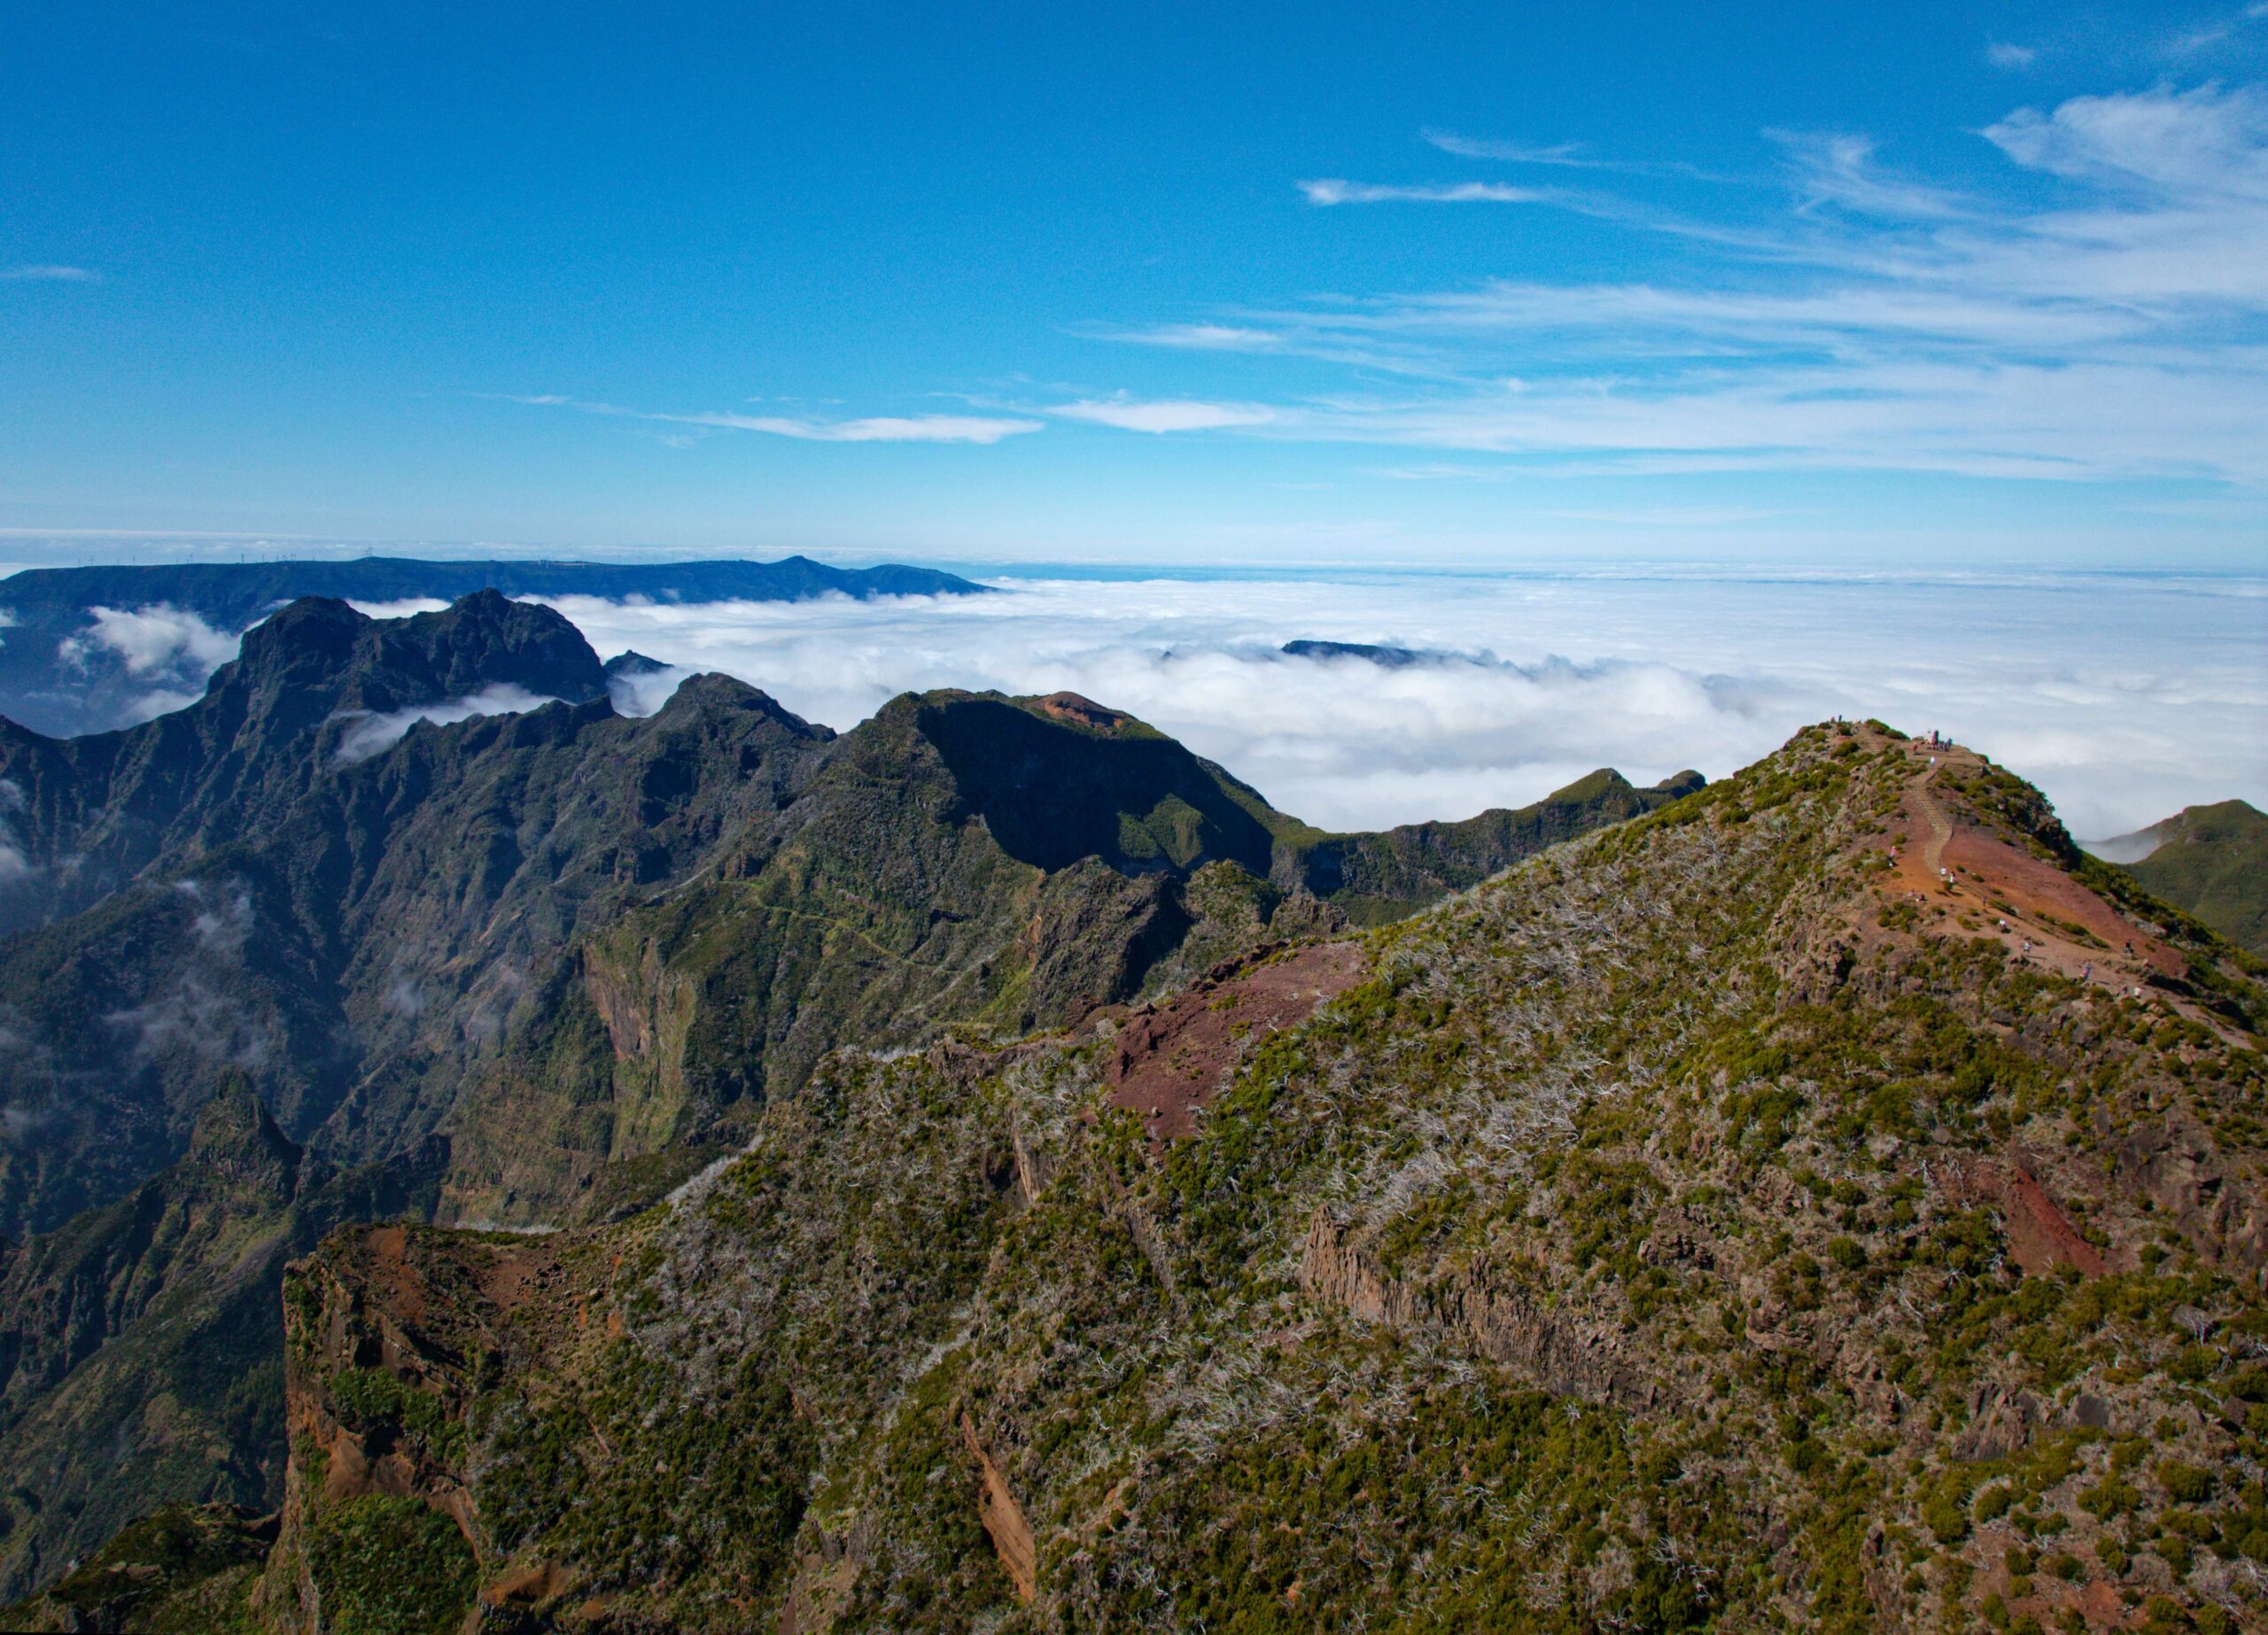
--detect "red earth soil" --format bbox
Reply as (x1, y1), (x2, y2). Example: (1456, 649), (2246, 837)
(1107, 941), (1369, 1139)
(1878, 744), (2181, 996)
(1938, 1153), (2109, 1276)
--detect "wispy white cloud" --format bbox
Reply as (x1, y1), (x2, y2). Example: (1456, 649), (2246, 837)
(330, 682), (563, 764)
(0, 265), (97, 283)
(497, 393), (1042, 444)
(1767, 130), (1973, 218)
(1299, 178), (1544, 205)
(607, 660), (694, 717)
(2166, 8), (2262, 53)
(1417, 128), (1747, 187)
(1051, 398), (1277, 432)
(64, 604), (239, 676)
(1981, 82), (2268, 197)
(1107, 322), (1284, 350)
(1072, 83), (2268, 487)
(1421, 129), (1600, 167)
(683, 411), (1044, 443)
(1986, 41), (2038, 70)
(58, 604), (241, 720)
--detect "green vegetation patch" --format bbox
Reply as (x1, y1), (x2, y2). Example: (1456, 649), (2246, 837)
(307, 1495), (478, 1635)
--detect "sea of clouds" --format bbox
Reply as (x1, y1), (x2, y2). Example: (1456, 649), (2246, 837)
(374, 566), (2268, 845)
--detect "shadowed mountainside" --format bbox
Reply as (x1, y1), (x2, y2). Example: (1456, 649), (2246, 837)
(0, 1080), (440, 1601)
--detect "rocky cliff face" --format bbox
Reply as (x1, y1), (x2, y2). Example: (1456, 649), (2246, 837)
(86, 720), (2263, 1633)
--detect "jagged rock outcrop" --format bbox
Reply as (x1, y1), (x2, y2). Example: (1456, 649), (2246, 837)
(960, 1413), (1037, 1603)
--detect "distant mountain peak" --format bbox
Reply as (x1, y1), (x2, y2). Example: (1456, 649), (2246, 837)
(1280, 638), (1428, 667)
(197, 591), (607, 753)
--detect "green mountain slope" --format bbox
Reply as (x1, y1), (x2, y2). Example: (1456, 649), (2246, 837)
(1286, 764), (1706, 923)
(144, 722), (2264, 1634)
(433, 688), (1696, 1228)
(2102, 800), (2268, 959)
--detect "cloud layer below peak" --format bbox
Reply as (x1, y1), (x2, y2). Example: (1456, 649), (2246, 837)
(520, 568), (2267, 843)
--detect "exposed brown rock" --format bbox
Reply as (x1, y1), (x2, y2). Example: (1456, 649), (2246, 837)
(1032, 692), (1132, 732)
(2118, 1116), (2264, 1282)
(1300, 1210), (1664, 1412)
(482, 1560), (571, 1608)
(959, 1413), (1037, 1603)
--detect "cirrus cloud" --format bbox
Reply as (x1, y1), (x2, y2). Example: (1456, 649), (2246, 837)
(1050, 398), (1278, 433)
(495, 393), (1041, 444)
(1299, 178), (1543, 205)
(1089, 82), (2268, 490)
(0, 265), (97, 283)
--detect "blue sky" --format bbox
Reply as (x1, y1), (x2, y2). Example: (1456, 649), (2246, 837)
(5, 2), (2267, 566)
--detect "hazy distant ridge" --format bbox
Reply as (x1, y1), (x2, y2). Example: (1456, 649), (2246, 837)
(0, 554), (985, 736)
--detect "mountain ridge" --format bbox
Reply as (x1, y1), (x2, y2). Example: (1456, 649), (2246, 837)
(39, 717), (2256, 1632)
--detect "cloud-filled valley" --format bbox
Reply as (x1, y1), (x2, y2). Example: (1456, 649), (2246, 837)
(472, 569), (2268, 842)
